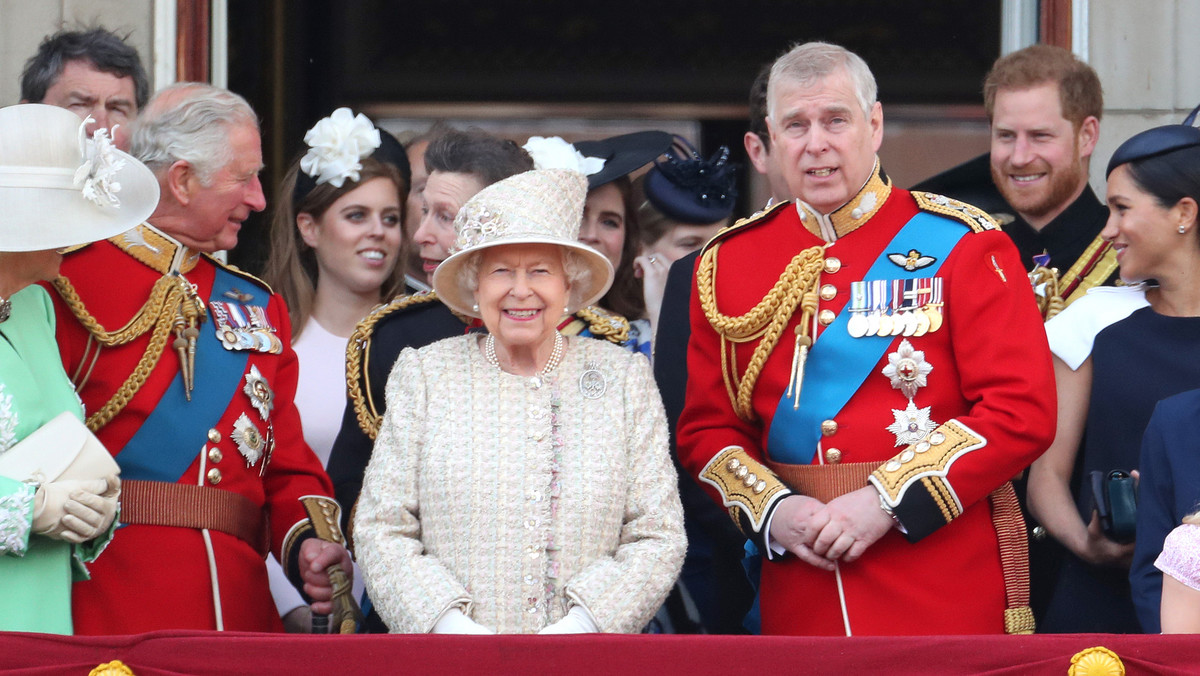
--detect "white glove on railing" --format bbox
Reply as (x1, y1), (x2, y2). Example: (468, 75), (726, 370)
(32, 475), (120, 543)
(538, 606), (599, 634)
(432, 608), (495, 634)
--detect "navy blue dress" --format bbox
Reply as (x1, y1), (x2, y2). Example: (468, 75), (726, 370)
(1130, 389), (1200, 632)
(1041, 307), (1200, 633)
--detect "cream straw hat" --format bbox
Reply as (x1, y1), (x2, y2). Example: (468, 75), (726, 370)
(0, 103), (158, 251)
(432, 168), (613, 318)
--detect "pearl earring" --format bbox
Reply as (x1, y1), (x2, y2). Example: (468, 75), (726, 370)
(472, 303), (479, 312)
(564, 306), (571, 314)
(1180, 225), (1188, 235)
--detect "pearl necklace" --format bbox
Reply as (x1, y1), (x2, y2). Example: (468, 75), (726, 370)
(485, 332), (565, 380)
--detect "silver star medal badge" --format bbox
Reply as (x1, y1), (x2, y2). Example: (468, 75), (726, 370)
(243, 365), (275, 421)
(881, 338), (938, 446)
(579, 361), (606, 399)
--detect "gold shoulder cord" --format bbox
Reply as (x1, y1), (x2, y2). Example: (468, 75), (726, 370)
(573, 305), (630, 344)
(697, 243), (825, 422)
(345, 292), (441, 439)
(53, 274), (206, 431)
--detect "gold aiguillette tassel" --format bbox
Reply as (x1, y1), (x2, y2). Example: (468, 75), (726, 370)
(172, 315), (192, 400)
(785, 326), (813, 410)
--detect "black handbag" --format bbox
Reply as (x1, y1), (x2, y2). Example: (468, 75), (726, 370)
(1088, 469), (1137, 544)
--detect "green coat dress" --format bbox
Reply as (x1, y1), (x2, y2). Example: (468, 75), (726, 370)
(0, 285), (113, 634)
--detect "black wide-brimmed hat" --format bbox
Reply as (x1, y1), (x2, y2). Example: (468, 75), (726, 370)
(574, 131), (674, 189)
(643, 136), (739, 224)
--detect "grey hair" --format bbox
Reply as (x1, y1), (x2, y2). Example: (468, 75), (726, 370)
(766, 42), (877, 122)
(130, 82), (258, 184)
(457, 246), (594, 312)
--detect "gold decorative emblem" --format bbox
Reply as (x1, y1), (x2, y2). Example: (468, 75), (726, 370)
(1069, 646), (1124, 676)
(243, 365), (274, 421)
(223, 287), (253, 302)
(231, 413), (265, 467)
(89, 660), (135, 676)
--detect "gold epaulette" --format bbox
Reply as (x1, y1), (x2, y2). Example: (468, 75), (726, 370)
(205, 254), (274, 295)
(566, 305), (630, 344)
(702, 199), (793, 253)
(911, 191), (999, 233)
(346, 291), (443, 439)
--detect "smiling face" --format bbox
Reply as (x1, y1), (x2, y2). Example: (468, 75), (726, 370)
(475, 243), (569, 354)
(413, 171), (486, 284)
(39, 60), (138, 150)
(989, 83), (1096, 230)
(298, 176), (402, 297)
(767, 68), (883, 215)
(579, 182), (627, 269)
(171, 121), (266, 252)
(1102, 164), (1195, 284)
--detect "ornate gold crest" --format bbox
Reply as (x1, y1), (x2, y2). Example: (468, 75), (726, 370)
(1068, 646), (1124, 676)
(89, 661), (135, 676)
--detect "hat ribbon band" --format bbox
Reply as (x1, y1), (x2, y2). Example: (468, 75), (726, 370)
(0, 166), (78, 190)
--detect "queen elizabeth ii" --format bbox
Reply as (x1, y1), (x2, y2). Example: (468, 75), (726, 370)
(353, 168), (686, 634)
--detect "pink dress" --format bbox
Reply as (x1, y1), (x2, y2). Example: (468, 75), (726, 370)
(1156, 523), (1200, 591)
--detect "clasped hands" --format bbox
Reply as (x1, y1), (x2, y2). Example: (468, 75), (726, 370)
(767, 486), (896, 570)
(32, 475), (120, 543)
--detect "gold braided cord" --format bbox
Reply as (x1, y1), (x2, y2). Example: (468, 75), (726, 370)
(697, 243), (825, 421)
(52, 274), (204, 431)
(345, 292), (441, 439)
(53, 275), (179, 346)
(573, 306), (630, 344)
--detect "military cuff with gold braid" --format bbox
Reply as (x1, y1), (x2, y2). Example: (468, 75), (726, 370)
(699, 446), (791, 550)
(281, 495), (345, 599)
(868, 419), (987, 542)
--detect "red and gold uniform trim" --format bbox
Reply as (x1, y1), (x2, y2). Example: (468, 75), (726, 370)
(869, 418), (987, 525)
(795, 161), (892, 240)
(1059, 235), (1120, 306)
(912, 191), (1000, 233)
(699, 446), (790, 534)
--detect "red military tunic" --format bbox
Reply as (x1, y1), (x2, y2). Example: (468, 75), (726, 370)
(49, 224), (333, 634)
(677, 164), (1055, 636)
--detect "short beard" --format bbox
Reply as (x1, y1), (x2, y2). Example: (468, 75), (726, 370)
(992, 141), (1087, 227)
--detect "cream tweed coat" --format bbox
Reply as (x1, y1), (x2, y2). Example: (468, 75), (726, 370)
(354, 334), (686, 634)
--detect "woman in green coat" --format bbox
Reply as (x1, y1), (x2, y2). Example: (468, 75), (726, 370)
(0, 103), (158, 633)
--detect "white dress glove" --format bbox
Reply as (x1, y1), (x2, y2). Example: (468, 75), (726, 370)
(432, 608), (494, 635)
(32, 475), (120, 543)
(538, 606), (599, 634)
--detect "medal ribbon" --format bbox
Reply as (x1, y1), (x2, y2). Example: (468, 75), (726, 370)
(765, 211), (966, 464)
(115, 267), (267, 481)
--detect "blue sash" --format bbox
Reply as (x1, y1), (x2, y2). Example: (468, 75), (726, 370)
(115, 267), (265, 481)
(765, 212), (965, 464)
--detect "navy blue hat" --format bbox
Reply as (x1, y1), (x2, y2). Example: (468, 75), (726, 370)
(574, 131), (674, 189)
(643, 137), (739, 224)
(1107, 124), (1200, 177)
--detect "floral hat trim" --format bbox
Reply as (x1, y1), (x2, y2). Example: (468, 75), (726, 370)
(299, 107), (382, 188)
(73, 117), (125, 208)
(522, 136), (605, 176)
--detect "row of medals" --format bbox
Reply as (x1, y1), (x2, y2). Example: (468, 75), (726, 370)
(846, 304), (943, 339)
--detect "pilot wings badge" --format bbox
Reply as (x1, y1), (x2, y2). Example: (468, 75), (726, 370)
(888, 249), (936, 272)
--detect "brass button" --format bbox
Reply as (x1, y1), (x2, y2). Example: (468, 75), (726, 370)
(824, 257), (842, 274)
(206, 468), (222, 485)
(825, 448), (842, 464)
(208, 447), (223, 463)
(819, 284), (837, 301)
(818, 309), (836, 325)
(1031, 526), (1047, 541)
(207, 428), (221, 444)
(821, 419), (838, 436)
